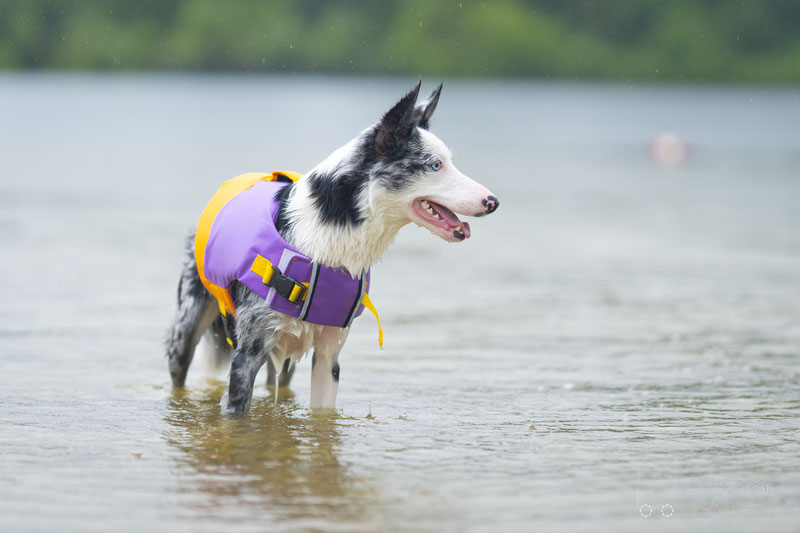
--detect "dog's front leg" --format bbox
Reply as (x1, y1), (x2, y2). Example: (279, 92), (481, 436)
(310, 326), (349, 409)
(223, 313), (279, 414)
(225, 348), (267, 414)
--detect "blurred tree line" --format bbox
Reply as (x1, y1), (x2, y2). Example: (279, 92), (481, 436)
(1, 0), (799, 82)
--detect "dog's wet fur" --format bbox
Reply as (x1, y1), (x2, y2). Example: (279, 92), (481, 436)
(166, 82), (499, 414)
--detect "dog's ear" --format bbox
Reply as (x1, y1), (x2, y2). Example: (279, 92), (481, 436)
(414, 83), (442, 130)
(375, 81), (421, 157)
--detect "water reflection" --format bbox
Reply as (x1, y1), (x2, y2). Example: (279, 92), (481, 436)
(163, 383), (380, 527)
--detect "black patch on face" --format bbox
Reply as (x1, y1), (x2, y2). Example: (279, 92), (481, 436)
(308, 128), (434, 219)
(273, 182), (294, 236)
(305, 83), (446, 224)
(307, 166), (369, 226)
(365, 127), (435, 191)
(369, 83), (445, 190)
(331, 362), (340, 382)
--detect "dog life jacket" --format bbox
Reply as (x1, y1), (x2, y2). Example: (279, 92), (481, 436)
(195, 171), (383, 347)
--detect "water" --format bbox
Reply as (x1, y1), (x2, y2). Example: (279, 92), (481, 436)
(1, 74), (799, 532)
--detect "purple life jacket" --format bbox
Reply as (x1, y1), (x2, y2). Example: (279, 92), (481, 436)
(196, 173), (370, 329)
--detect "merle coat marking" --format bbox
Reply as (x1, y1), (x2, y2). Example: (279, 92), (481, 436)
(165, 83), (499, 414)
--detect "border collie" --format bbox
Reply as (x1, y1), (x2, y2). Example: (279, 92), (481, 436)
(166, 82), (499, 413)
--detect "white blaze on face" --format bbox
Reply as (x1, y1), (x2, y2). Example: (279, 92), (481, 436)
(402, 128), (496, 242)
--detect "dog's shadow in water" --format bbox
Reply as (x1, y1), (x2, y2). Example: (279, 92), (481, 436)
(163, 382), (380, 524)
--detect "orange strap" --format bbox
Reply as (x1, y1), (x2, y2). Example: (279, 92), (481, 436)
(194, 171), (301, 317)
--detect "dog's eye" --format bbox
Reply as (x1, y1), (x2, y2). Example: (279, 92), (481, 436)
(431, 161), (442, 171)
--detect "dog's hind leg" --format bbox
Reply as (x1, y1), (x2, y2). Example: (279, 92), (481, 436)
(310, 326), (349, 409)
(166, 241), (218, 387)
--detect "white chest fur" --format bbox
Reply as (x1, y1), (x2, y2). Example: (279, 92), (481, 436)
(269, 315), (349, 376)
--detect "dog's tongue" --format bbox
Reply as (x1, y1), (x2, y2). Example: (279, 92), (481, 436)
(430, 201), (461, 226)
(430, 200), (472, 239)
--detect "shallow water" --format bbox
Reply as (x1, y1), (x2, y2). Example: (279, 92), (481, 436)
(1, 74), (799, 532)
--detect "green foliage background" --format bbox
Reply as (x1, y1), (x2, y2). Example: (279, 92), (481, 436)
(1, 0), (799, 82)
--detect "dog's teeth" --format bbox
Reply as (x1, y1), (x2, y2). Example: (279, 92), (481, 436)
(421, 200), (429, 208)
(455, 225), (462, 232)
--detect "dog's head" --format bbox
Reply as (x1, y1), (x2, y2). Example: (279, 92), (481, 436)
(365, 82), (499, 242)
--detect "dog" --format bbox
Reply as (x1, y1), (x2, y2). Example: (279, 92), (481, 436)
(166, 82), (499, 414)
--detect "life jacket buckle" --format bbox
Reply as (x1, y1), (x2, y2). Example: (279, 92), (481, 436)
(262, 264), (307, 304)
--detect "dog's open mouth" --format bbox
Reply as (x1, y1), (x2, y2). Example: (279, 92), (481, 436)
(412, 198), (472, 241)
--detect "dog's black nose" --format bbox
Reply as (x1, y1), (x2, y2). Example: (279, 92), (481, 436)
(481, 195), (499, 214)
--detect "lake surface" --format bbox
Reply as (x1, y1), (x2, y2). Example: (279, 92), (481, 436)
(1, 74), (799, 532)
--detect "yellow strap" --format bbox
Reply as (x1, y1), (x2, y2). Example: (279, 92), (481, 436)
(361, 292), (384, 348)
(288, 284), (303, 303)
(251, 255), (274, 284)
